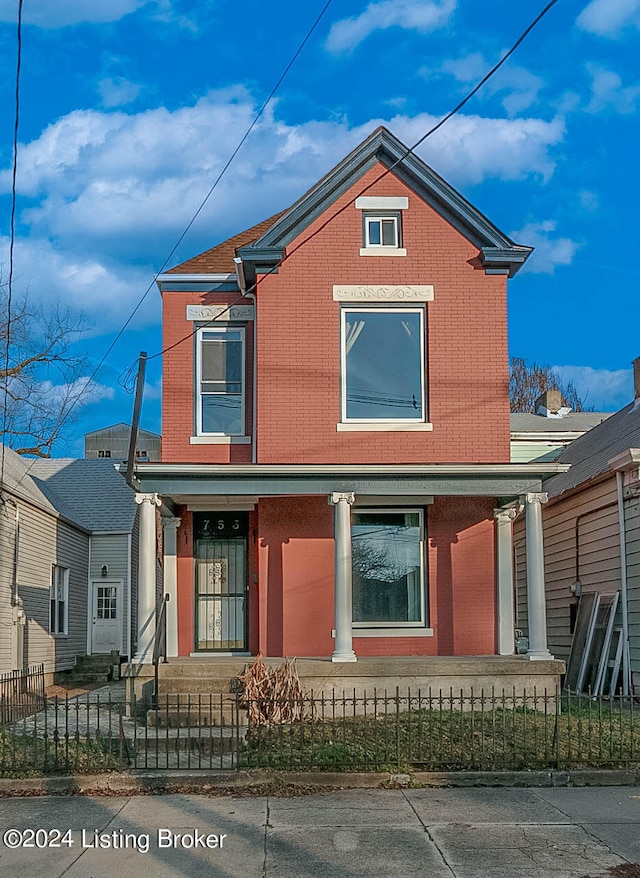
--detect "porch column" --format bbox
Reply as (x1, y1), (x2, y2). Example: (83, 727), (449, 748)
(161, 516), (181, 658)
(329, 492), (357, 662)
(494, 507), (517, 655)
(524, 492), (553, 660)
(134, 492), (161, 663)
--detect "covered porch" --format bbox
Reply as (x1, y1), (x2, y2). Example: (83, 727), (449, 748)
(126, 462), (568, 692)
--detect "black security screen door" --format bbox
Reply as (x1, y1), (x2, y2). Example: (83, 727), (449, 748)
(194, 512), (248, 652)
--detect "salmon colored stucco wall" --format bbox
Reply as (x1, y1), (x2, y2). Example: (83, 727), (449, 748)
(251, 495), (496, 658)
(161, 162), (511, 465)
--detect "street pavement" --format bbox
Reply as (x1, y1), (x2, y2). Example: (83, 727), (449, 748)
(1, 786), (639, 877)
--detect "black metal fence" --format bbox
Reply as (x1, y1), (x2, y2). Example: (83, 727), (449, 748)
(0, 693), (241, 777)
(1, 686), (640, 777)
(241, 688), (640, 772)
(0, 664), (46, 725)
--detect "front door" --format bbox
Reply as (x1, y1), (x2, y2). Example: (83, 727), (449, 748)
(91, 581), (122, 654)
(194, 512), (248, 652)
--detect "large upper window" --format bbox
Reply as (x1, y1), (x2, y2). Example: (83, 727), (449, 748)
(50, 565), (69, 636)
(197, 326), (245, 435)
(352, 510), (425, 627)
(341, 308), (425, 422)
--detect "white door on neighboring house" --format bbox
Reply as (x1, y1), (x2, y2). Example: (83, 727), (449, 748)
(91, 581), (122, 654)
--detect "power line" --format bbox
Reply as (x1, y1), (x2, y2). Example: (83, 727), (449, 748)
(8, 0), (335, 490)
(1, 0), (24, 493)
(140, 0), (560, 366)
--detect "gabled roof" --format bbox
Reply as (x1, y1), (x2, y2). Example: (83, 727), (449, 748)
(29, 458), (136, 532)
(84, 423), (161, 440)
(168, 211), (287, 275)
(543, 402), (640, 499)
(0, 446), (61, 519)
(166, 126), (532, 280)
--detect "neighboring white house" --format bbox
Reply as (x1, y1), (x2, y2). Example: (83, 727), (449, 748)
(0, 447), (138, 681)
(510, 391), (610, 463)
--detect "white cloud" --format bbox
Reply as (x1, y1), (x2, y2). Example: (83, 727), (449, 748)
(0, 93), (565, 267)
(0, 236), (158, 331)
(98, 77), (144, 109)
(37, 377), (115, 407)
(435, 53), (545, 116)
(554, 365), (633, 411)
(577, 0), (640, 37)
(585, 64), (640, 114)
(0, 0), (152, 28)
(326, 0), (456, 54)
(509, 220), (580, 274)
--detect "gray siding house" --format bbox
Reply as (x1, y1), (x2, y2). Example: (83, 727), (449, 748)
(514, 360), (640, 695)
(0, 448), (137, 681)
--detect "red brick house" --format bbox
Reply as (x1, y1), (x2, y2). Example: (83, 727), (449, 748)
(131, 127), (567, 689)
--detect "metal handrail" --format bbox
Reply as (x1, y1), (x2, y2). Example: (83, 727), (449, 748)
(152, 593), (170, 708)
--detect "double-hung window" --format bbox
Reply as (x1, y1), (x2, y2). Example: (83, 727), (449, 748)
(352, 509), (426, 627)
(50, 565), (69, 636)
(364, 213), (400, 249)
(196, 326), (245, 436)
(341, 307), (425, 423)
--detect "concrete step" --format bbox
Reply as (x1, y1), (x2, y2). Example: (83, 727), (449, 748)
(137, 726), (244, 755)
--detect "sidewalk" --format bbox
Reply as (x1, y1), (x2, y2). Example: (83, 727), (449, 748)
(0, 787), (639, 877)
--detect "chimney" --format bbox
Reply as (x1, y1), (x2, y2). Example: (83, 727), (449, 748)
(633, 357), (640, 402)
(535, 389), (563, 417)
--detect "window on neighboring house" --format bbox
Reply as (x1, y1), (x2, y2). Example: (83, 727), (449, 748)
(352, 510), (426, 627)
(135, 450), (148, 460)
(196, 325), (245, 435)
(341, 308), (425, 423)
(50, 565), (69, 636)
(97, 450), (111, 458)
(363, 213), (400, 249)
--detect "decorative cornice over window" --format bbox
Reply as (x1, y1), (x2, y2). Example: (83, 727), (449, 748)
(186, 305), (254, 321)
(333, 284), (434, 302)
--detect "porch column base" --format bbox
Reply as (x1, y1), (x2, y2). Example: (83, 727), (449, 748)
(331, 651), (357, 663)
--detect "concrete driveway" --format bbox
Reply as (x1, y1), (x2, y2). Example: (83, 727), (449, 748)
(0, 787), (639, 877)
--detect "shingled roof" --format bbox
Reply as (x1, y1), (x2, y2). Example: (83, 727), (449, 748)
(167, 211), (288, 274)
(543, 401), (640, 499)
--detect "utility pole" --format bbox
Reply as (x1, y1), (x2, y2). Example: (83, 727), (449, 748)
(125, 351), (147, 487)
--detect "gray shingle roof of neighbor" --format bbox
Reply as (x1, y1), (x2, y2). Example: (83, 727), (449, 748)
(0, 445), (61, 518)
(543, 401), (640, 499)
(28, 458), (136, 532)
(510, 412), (611, 433)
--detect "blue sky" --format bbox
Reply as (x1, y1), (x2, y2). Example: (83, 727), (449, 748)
(0, 0), (638, 455)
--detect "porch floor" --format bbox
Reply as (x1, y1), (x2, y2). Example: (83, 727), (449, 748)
(124, 655), (566, 700)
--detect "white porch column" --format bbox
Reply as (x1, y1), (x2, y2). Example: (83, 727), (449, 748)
(329, 492), (357, 662)
(524, 492), (553, 660)
(161, 516), (181, 658)
(494, 507), (517, 655)
(134, 492), (161, 663)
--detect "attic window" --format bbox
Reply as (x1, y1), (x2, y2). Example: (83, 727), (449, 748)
(355, 196), (407, 256)
(98, 450), (111, 458)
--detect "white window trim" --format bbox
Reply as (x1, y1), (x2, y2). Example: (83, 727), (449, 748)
(340, 306), (426, 425)
(351, 507), (428, 630)
(363, 213), (400, 249)
(196, 324), (246, 437)
(50, 565), (69, 637)
(359, 247), (406, 257)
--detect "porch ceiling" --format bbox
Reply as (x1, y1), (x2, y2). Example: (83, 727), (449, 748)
(132, 462), (569, 501)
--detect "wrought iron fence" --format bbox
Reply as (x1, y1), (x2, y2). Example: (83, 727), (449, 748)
(0, 664), (46, 725)
(240, 687), (640, 772)
(1, 686), (640, 777)
(0, 693), (241, 777)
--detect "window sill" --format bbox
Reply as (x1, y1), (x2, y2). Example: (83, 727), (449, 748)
(359, 247), (406, 257)
(332, 628), (433, 638)
(336, 422), (433, 432)
(190, 436), (251, 445)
